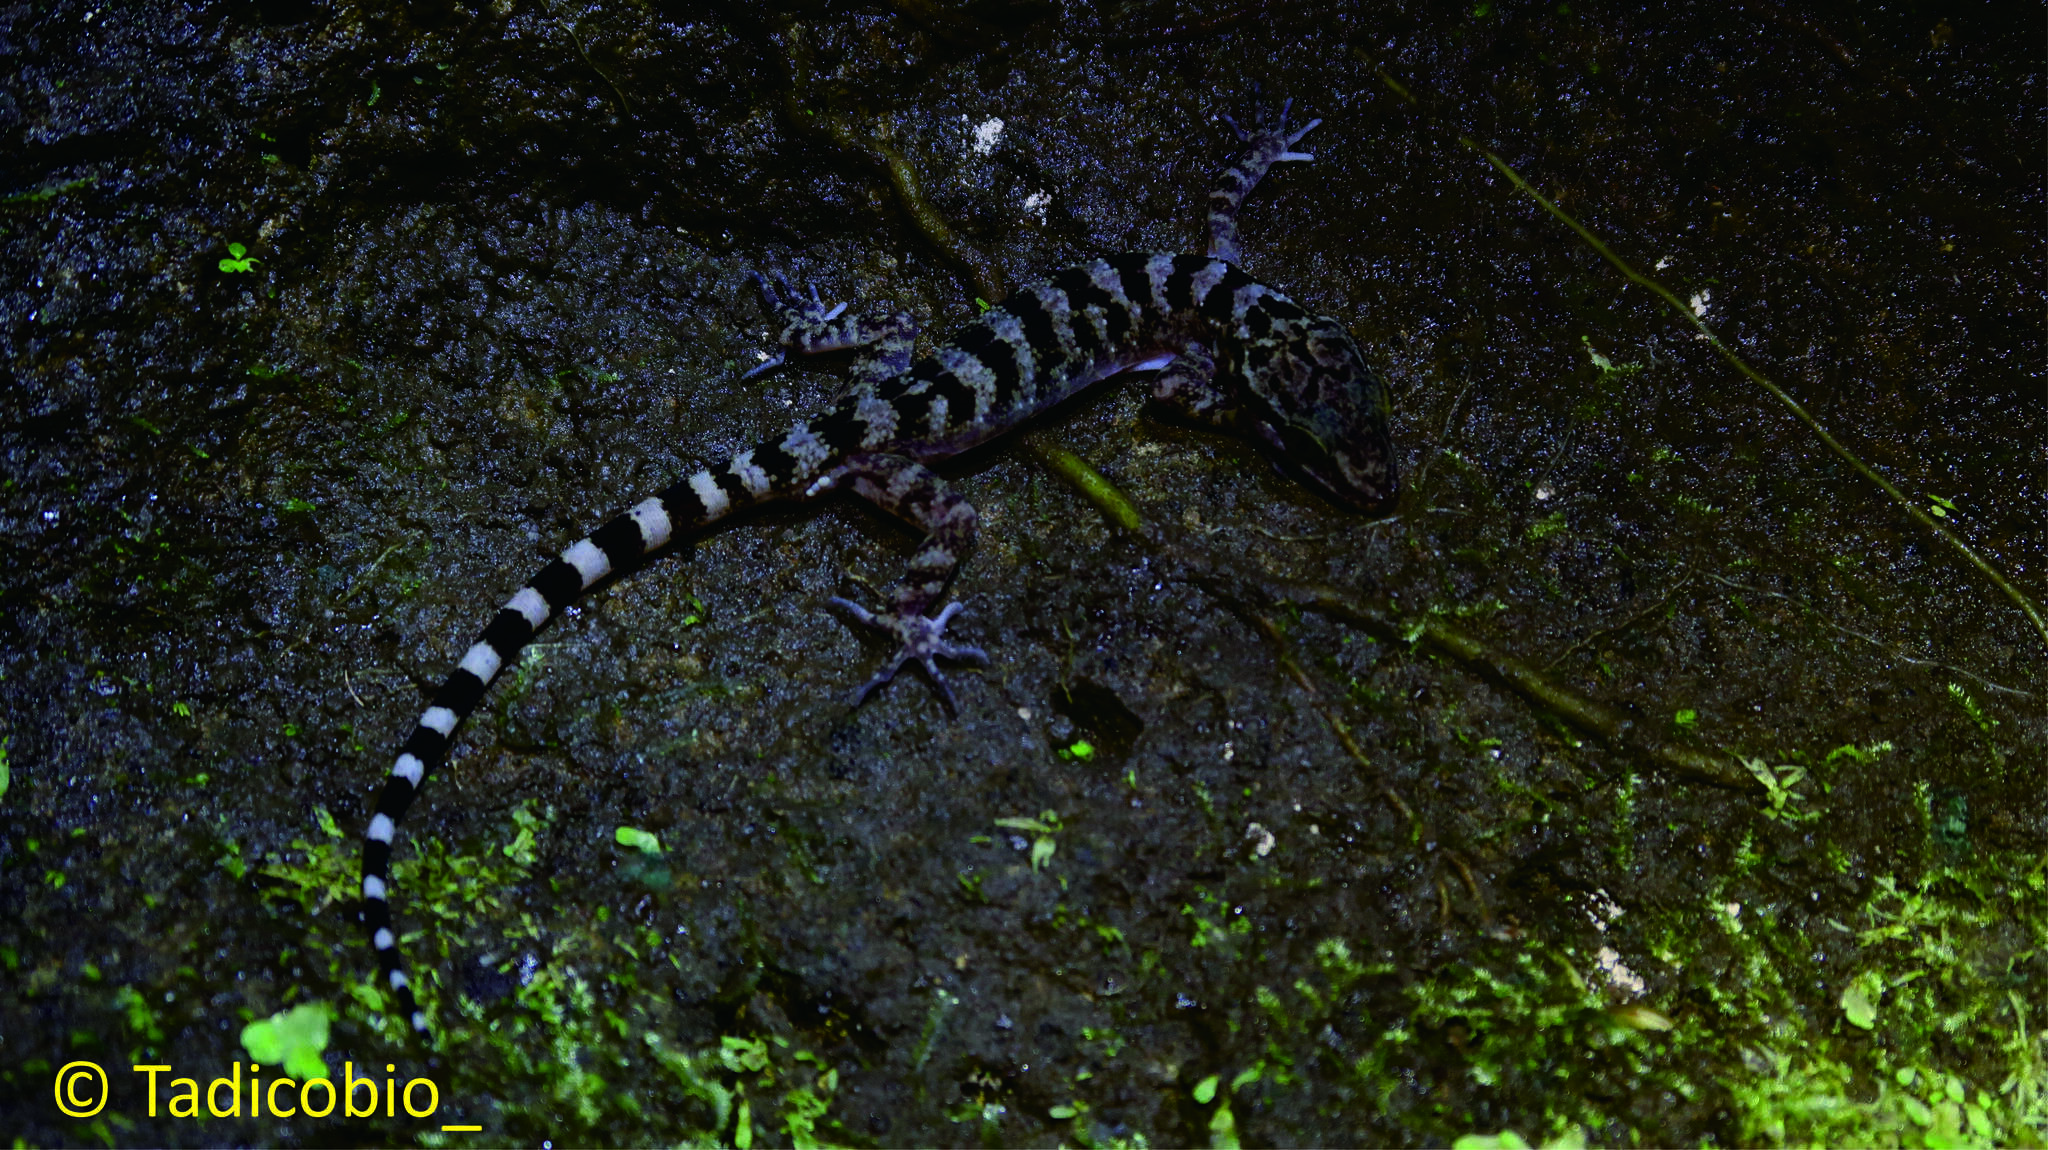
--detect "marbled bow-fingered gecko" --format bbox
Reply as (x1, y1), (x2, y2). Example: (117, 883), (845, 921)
(361, 105), (1399, 1034)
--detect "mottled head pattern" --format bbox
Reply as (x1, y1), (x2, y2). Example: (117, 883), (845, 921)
(1231, 305), (1400, 514)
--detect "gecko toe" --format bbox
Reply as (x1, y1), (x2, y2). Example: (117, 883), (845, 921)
(752, 270), (850, 326)
(826, 595), (884, 629)
(921, 660), (963, 714)
(940, 642), (989, 666)
(741, 352), (787, 380)
(1232, 99), (1320, 156)
(847, 659), (904, 706)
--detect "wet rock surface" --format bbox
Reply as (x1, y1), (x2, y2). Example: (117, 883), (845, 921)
(3, 2), (2043, 1145)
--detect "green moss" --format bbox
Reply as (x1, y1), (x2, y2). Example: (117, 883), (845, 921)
(252, 803), (855, 1144)
(1525, 512), (1568, 542)
(1221, 848), (2048, 1146)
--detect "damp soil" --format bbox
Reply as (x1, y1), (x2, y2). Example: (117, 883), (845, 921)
(3, 2), (2043, 1146)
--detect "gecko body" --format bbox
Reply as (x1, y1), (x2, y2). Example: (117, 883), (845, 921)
(362, 106), (1397, 1034)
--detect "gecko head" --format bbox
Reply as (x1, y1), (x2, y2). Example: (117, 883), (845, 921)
(1248, 322), (1401, 515)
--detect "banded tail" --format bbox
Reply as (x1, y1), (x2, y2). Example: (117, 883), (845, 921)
(359, 458), (767, 1033)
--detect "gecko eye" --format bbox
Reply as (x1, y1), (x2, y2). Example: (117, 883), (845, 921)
(1252, 419), (1289, 455)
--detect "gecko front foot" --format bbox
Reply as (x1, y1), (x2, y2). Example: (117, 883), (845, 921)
(752, 270), (850, 326)
(1207, 99), (1321, 264)
(1219, 96), (1321, 157)
(827, 598), (989, 712)
(745, 271), (852, 379)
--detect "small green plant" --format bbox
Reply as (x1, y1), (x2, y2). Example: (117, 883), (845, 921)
(218, 242), (259, 273)
(1452, 1134), (1531, 1150)
(678, 593), (707, 627)
(1526, 512), (1568, 541)
(994, 811), (1061, 871)
(615, 826), (663, 855)
(1824, 739), (1894, 765)
(1581, 336), (1644, 379)
(1673, 708), (1698, 729)
(113, 985), (165, 1043)
(1839, 971), (1882, 1030)
(1740, 757), (1821, 824)
(1081, 1025), (1125, 1060)
(1945, 682), (1997, 736)
(240, 1003), (333, 1079)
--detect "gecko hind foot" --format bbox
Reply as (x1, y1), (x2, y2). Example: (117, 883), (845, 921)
(828, 598), (989, 712)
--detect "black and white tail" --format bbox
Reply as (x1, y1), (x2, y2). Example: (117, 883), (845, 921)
(359, 463), (758, 1034)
